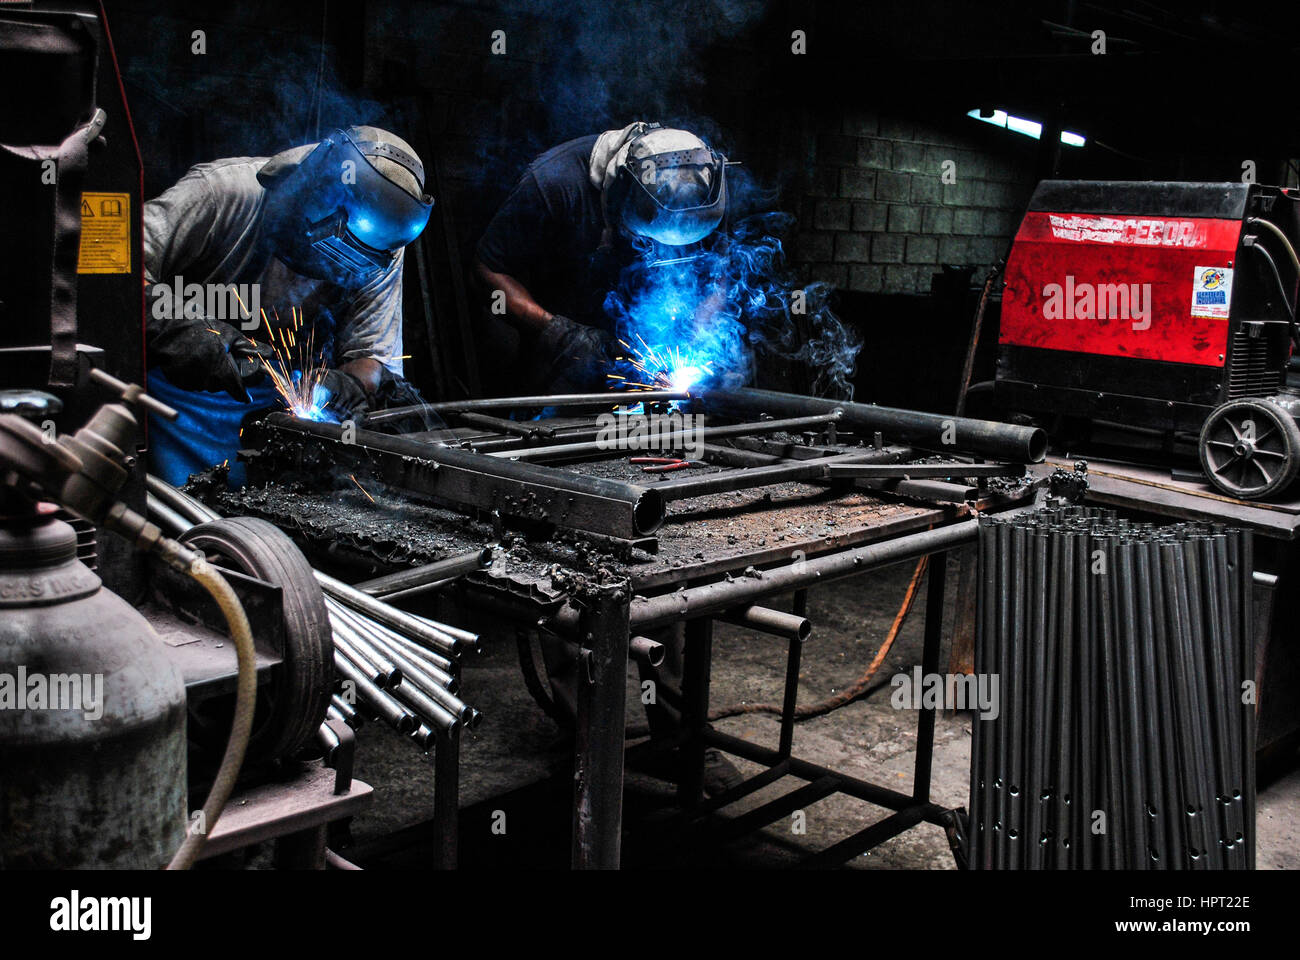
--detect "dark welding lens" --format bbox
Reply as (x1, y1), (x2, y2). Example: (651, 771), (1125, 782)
(305, 208), (394, 275)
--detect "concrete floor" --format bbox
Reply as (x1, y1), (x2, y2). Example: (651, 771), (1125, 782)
(340, 561), (1300, 869)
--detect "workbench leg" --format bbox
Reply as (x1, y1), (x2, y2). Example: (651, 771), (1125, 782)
(433, 725), (460, 870)
(779, 591), (809, 759)
(571, 580), (631, 869)
(273, 825), (327, 870)
(678, 616), (715, 808)
(914, 551), (948, 803)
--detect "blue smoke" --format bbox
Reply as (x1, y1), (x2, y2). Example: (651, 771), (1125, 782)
(604, 212), (863, 399)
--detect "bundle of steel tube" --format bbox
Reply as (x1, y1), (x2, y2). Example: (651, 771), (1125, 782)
(146, 475), (482, 752)
(968, 506), (1254, 870)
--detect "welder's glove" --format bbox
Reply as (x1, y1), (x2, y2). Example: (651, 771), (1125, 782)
(149, 317), (273, 403)
(371, 366), (427, 409)
(538, 314), (616, 392)
(318, 367), (371, 419)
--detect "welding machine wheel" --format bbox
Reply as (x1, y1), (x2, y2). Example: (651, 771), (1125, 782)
(180, 517), (334, 763)
(1198, 398), (1300, 500)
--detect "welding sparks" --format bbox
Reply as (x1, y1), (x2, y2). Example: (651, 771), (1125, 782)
(349, 474), (375, 503)
(230, 289), (332, 420)
(244, 299), (333, 421)
(609, 337), (714, 393)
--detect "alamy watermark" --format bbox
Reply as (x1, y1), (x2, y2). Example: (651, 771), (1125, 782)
(50, 891), (150, 940)
(150, 276), (261, 331)
(890, 667), (1000, 720)
(1042, 275), (1152, 330)
(0, 666), (103, 720)
(595, 411), (704, 459)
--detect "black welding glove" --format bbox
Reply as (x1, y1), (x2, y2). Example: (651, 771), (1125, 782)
(371, 366), (426, 409)
(538, 314), (616, 392)
(149, 316), (273, 402)
(318, 367), (371, 419)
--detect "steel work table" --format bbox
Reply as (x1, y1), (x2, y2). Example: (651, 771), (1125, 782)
(219, 387), (1047, 868)
(218, 466), (1038, 868)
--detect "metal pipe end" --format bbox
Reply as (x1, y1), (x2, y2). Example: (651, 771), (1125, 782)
(1026, 427), (1049, 463)
(633, 488), (667, 536)
(630, 635), (666, 667)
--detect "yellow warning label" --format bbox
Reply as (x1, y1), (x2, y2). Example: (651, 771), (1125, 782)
(77, 192), (131, 274)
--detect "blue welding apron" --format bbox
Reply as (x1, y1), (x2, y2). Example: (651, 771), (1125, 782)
(145, 368), (280, 488)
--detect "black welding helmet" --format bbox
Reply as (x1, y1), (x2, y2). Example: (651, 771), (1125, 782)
(259, 126), (433, 282)
(610, 126), (726, 247)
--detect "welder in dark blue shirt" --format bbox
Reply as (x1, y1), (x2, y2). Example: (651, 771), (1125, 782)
(473, 122), (728, 394)
(474, 122), (743, 794)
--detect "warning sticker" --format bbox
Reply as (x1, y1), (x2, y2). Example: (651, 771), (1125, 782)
(1191, 265), (1232, 319)
(76, 192), (131, 274)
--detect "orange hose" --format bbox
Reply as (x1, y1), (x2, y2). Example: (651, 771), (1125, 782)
(709, 555), (930, 722)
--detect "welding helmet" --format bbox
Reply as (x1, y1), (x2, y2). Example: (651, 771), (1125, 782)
(259, 126), (433, 281)
(610, 126), (727, 247)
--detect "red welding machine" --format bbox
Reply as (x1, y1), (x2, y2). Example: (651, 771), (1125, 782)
(997, 180), (1300, 499)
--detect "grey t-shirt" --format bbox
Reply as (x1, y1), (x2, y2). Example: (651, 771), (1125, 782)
(142, 156), (405, 374)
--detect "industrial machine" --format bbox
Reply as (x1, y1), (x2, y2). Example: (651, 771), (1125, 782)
(997, 180), (1300, 500)
(0, 0), (149, 596)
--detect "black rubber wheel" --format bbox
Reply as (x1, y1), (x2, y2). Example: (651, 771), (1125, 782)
(1198, 398), (1300, 500)
(181, 517), (334, 762)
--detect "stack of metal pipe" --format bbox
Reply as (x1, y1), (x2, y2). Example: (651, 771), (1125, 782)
(969, 507), (1254, 870)
(146, 475), (482, 753)
(319, 574), (482, 750)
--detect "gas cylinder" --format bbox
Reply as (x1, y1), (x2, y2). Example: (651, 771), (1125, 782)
(0, 504), (188, 869)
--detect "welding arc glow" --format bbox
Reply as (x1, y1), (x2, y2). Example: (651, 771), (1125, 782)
(967, 109), (1085, 147)
(603, 212), (862, 401)
(609, 336), (715, 393)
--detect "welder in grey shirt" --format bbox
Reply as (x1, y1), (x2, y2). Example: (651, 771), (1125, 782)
(143, 125), (433, 486)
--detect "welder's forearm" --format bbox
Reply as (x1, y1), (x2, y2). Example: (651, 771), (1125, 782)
(340, 357), (384, 393)
(474, 260), (553, 333)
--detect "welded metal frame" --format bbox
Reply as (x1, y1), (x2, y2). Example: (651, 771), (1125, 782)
(248, 413), (669, 541)
(253, 392), (1034, 554)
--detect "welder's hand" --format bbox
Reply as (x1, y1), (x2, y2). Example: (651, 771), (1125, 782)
(150, 318), (273, 403)
(318, 368), (371, 419)
(538, 315), (616, 391)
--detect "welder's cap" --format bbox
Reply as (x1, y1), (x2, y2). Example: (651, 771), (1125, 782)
(594, 123), (727, 247)
(258, 125), (433, 257)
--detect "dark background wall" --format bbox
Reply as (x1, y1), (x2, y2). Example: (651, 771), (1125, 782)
(101, 0), (1300, 412)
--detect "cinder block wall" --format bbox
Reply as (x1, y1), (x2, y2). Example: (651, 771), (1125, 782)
(793, 110), (1040, 295)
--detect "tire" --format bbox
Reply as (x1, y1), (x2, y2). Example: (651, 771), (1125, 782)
(181, 517), (333, 761)
(1198, 398), (1300, 500)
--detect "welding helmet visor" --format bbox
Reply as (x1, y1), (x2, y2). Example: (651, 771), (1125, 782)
(290, 129), (433, 277)
(618, 145), (727, 247)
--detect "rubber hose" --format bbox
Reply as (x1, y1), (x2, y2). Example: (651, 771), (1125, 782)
(165, 554), (259, 870)
(1248, 217), (1300, 279)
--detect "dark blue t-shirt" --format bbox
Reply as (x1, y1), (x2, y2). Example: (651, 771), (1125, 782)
(477, 135), (629, 330)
